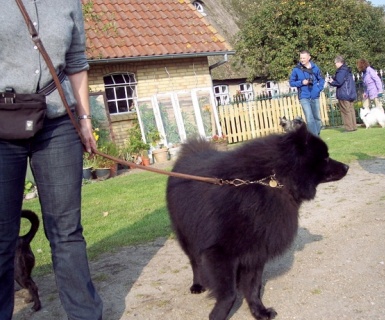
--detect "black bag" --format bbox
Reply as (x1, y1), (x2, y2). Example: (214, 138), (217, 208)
(0, 90), (47, 140)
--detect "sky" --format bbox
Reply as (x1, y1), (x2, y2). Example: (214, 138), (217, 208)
(370, 0), (385, 6)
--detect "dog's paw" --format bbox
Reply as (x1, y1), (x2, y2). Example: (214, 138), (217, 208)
(252, 307), (277, 320)
(190, 284), (206, 294)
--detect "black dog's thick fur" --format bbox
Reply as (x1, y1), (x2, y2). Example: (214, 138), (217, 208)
(15, 210), (41, 311)
(166, 124), (348, 320)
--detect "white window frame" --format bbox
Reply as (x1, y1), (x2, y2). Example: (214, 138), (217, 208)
(239, 83), (254, 101)
(265, 81), (280, 97)
(103, 73), (138, 114)
(193, 1), (206, 16)
(213, 85), (230, 106)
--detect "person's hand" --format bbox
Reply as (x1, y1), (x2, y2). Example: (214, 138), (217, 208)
(79, 120), (97, 154)
(378, 93), (383, 98)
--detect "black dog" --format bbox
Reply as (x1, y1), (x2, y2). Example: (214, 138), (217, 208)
(15, 210), (41, 311)
(166, 124), (348, 320)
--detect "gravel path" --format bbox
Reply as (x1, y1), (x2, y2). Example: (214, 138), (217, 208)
(14, 159), (385, 320)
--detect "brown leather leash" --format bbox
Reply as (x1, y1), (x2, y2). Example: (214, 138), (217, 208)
(16, 0), (283, 188)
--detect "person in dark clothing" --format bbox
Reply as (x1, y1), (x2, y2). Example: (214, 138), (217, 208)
(327, 56), (357, 132)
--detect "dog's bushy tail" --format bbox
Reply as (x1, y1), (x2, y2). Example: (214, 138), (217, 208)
(21, 210), (40, 244)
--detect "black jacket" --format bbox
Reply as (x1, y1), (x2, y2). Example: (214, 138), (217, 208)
(330, 64), (357, 102)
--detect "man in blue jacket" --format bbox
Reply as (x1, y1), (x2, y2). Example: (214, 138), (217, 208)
(289, 50), (325, 135)
(327, 56), (357, 132)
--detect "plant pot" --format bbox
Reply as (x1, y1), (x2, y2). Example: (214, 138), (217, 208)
(94, 168), (110, 180)
(109, 163), (118, 178)
(117, 163), (130, 175)
(82, 167), (93, 180)
(215, 142), (228, 151)
(142, 157), (150, 166)
(168, 147), (180, 160)
(152, 148), (169, 163)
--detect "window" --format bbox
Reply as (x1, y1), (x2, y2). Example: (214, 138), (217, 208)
(193, 1), (206, 16)
(213, 85), (230, 106)
(239, 83), (254, 101)
(265, 81), (279, 97)
(104, 73), (137, 114)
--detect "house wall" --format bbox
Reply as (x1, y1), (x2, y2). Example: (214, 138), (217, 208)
(88, 57), (212, 147)
(213, 79), (294, 102)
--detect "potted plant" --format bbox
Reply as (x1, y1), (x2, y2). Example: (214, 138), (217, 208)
(211, 134), (228, 151)
(94, 141), (120, 179)
(121, 124), (150, 167)
(141, 149), (151, 166)
(147, 129), (169, 163)
(82, 153), (95, 180)
(168, 143), (180, 161)
(146, 129), (162, 148)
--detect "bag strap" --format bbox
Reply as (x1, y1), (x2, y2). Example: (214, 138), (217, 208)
(296, 64), (314, 75)
(14, 0), (250, 186)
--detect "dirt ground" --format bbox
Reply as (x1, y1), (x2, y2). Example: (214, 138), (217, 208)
(13, 158), (385, 320)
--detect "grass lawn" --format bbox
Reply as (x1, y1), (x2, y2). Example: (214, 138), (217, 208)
(320, 125), (385, 163)
(21, 125), (385, 276)
(22, 170), (172, 276)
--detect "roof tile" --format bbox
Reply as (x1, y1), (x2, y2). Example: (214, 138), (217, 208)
(83, 0), (233, 61)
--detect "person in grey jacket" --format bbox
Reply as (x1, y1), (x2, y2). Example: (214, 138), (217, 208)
(0, 1), (102, 319)
(327, 56), (357, 132)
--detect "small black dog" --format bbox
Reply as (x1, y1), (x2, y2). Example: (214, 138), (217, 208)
(167, 124), (348, 319)
(279, 115), (303, 132)
(15, 210), (41, 311)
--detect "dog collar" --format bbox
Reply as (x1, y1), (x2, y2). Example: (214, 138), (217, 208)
(218, 173), (284, 188)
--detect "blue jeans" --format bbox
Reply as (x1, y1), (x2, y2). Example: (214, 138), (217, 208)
(0, 115), (102, 320)
(299, 98), (322, 135)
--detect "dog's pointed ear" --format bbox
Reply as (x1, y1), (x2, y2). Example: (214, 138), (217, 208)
(284, 122), (312, 150)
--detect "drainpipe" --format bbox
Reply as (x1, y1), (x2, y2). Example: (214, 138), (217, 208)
(209, 53), (229, 71)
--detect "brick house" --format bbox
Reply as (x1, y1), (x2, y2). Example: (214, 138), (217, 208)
(83, 0), (234, 148)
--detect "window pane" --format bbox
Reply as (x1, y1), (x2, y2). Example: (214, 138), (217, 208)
(104, 75), (113, 85)
(113, 74), (124, 84)
(108, 101), (117, 114)
(124, 74), (136, 83)
(117, 100), (128, 112)
(115, 86), (126, 99)
(126, 86), (135, 98)
(128, 100), (135, 111)
(158, 97), (180, 144)
(105, 88), (115, 100)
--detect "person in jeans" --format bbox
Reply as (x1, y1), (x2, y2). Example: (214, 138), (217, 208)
(327, 56), (358, 132)
(356, 58), (384, 113)
(289, 50), (325, 135)
(0, 1), (103, 319)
